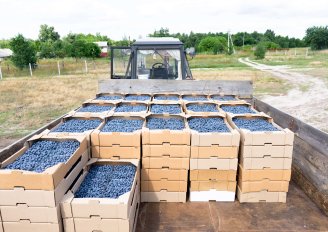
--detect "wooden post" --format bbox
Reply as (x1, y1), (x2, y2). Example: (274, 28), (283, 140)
(0, 65), (2, 80)
(84, 60), (88, 73)
(29, 63), (33, 77)
(57, 61), (61, 76)
(306, 48), (309, 57)
(294, 49), (297, 56)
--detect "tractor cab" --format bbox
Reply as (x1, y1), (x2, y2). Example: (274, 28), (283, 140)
(110, 37), (193, 80)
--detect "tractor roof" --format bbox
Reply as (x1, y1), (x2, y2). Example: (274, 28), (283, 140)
(133, 37), (183, 46)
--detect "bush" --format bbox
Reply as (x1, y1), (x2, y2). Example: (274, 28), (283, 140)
(10, 34), (37, 69)
(254, 43), (266, 59)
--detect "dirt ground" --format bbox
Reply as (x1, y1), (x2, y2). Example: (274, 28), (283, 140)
(239, 58), (328, 132)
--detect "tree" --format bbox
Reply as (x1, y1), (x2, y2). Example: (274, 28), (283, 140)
(264, 29), (276, 42)
(254, 43), (266, 59)
(84, 43), (101, 58)
(150, 28), (170, 37)
(198, 36), (227, 54)
(38, 24), (60, 43)
(10, 34), (37, 69)
(304, 26), (328, 50)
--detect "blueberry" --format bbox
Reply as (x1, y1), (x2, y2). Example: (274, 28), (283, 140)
(115, 104), (147, 113)
(146, 117), (185, 130)
(187, 104), (218, 112)
(78, 104), (113, 113)
(101, 118), (144, 132)
(52, 119), (102, 133)
(232, 118), (279, 131)
(211, 96), (237, 101)
(154, 95), (179, 101)
(188, 117), (229, 132)
(150, 104), (182, 114)
(182, 95), (208, 102)
(221, 105), (256, 114)
(96, 95), (123, 101)
(125, 94), (150, 101)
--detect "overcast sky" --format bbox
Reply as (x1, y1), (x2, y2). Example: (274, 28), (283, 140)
(0, 0), (327, 40)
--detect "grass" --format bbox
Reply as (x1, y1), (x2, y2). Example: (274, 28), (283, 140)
(189, 54), (248, 69)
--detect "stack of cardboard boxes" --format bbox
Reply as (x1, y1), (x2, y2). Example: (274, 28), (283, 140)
(141, 115), (190, 202)
(188, 115), (240, 201)
(229, 115), (294, 203)
(0, 135), (89, 232)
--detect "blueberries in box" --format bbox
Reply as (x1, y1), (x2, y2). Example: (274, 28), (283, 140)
(211, 95), (237, 101)
(115, 104), (147, 113)
(146, 117), (185, 130)
(96, 95), (123, 101)
(150, 104), (182, 114)
(187, 103), (218, 112)
(182, 95), (208, 102)
(5, 140), (80, 173)
(101, 118), (143, 132)
(188, 117), (229, 133)
(125, 94), (150, 101)
(233, 118), (279, 131)
(78, 104), (113, 113)
(52, 119), (102, 133)
(221, 105), (256, 114)
(154, 95), (179, 101)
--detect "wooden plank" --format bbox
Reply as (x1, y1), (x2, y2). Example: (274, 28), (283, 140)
(98, 79), (253, 97)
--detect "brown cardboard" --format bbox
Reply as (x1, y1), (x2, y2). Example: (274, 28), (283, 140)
(141, 191), (186, 203)
(240, 144), (293, 158)
(113, 102), (148, 116)
(184, 102), (220, 115)
(188, 115), (240, 147)
(152, 93), (181, 104)
(142, 144), (190, 158)
(141, 180), (187, 192)
(238, 180), (289, 193)
(2, 220), (62, 232)
(0, 135), (88, 191)
(181, 94), (210, 103)
(240, 157), (292, 170)
(190, 180), (236, 191)
(0, 151), (88, 207)
(190, 170), (236, 181)
(219, 102), (258, 115)
(61, 158), (140, 220)
(0, 223), (2, 232)
(227, 114), (295, 146)
(142, 115), (190, 145)
(209, 94), (243, 104)
(93, 92), (125, 104)
(190, 146), (238, 158)
(237, 186), (287, 203)
(190, 158), (238, 170)
(0, 204), (61, 223)
(124, 93), (152, 103)
(91, 146), (141, 159)
(141, 169), (188, 181)
(189, 189), (236, 202)
(238, 164), (291, 181)
(91, 115), (144, 147)
(142, 157), (189, 170)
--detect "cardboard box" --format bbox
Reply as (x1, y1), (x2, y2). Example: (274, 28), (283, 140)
(190, 146), (238, 159)
(189, 189), (235, 202)
(141, 191), (186, 203)
(141, 180), (187, 192)
(238, 180), (289, 193)
(148, 103), (184, 115)
(227, 114), (294, 146)
(0, 204), (60, 223)
(91, 146), (141, 159)
(141, 169), (188, 181)
(0, 151), (88, 207)
(190, 170), (236, 181)
(184, 102), (220, 115)
(238, 165), (291, 181)
(73, 102), (116, 117)
(2, 220), (62, 232)
(190, 158), (238, 170)
(240, 144), (293, 158)
(142, 157), (189, 170)
(61, 159), (139, 220)
(152, 93), (181, 104)
(142, 115), (190, 145)
(189, 115), (240, 147)
(91, 115), (144, 147)
(142, 144), (190, 158)
(209, 94), (243, 104)
(0, 134), (88, 191)
(219, 102), (258, 116)
(240, 157), (292, 170)
(237, 186), (287, 203)
(181, 94), (210, 103)
(113, 102), (149, 116)
(123, 93), (152, 103)
(63, 200), (139, 232)
(190, 180), (236, 191)
(92, 92), (125, 104)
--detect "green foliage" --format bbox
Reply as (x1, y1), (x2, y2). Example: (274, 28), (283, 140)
(304, 26), (328, 50)
(84, 43), (101, 58)
(149, 27), (170, 37)
(198, 36), (227, 54)
(254, 43), (267, 59)
(264, 41), (280, 50)
(38, 24), (60, 42)
(9, 34), (37, 69)
(0, 40), (10, 48)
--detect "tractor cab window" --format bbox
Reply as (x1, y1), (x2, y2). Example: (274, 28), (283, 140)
(136, 49), (181, 79)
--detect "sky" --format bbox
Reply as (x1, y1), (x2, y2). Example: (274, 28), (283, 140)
(0, 0), (327, 40)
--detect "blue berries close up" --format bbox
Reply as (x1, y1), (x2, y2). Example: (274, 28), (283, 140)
(233, 118), (279, 131)
(52, 119), (102, 133)
(147, 117), (185, 130)
(188, 117), (229, 133)
(115, 104), (147, 113)
(187, 103), (218, 112)
(96, 95), (123, 101)
(221, 105), (256, 114)
(150, 104), (182, 114)
(101, 118), (144, 132)
(125, 94), (150, 101)
(78, 105), (113, 113)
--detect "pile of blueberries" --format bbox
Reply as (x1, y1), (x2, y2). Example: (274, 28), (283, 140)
(95, 95), (123, 101)
(233, 118), (279, 131)
(115, 103), (147, 113)
(154, 95), (179, 101)
(52, 119), (102, 133)
(150, 104), (182, 114)
(147, 117), (185, 130)
(221, 105), (256, 114)
(78, 104), (113, 113)
(5, 140), (80, 173)
(182, 95), (208, 102)
(211, 95), (237, 101)
(101, 118), (144, 132)
(188, 117), (229, 133)
(187, 103), (218, 112)
(75, 164), (136, 199)
(125, 94), (150, 101)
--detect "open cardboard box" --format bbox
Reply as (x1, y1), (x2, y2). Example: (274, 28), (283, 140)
(91, 146), (141, 159)
(152, 93), (181, 104)
(184, 102), (221, 116)
(113, 102), (149, 116)
(188, 114), (240, 147)
(123, 93), (152, 103)
(142, 144), (190, 158)
(190, 157), (238, 170)
(61, 158), (140, 220)
(71, 102), (116, 118)
(148, 102), (184, 116)
(141, 180), (187, 192)
(141, 190), (186, 203)
(0, 134), (88, 191)
(218, 102), (259, 116)
(190, 180), (236, 191)
(181, 94), (210, 103)
(90, 92), (125, 104)
(91, 115), (145, 147)
(141, 168), (188, 181)
(209, 94), (244, 104)
(237, 186), (287, 203)
(238, 164), (291, 181)
(190, 170), (236, 181)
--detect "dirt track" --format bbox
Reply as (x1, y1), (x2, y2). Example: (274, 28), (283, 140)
(239, 58), (328, 132)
